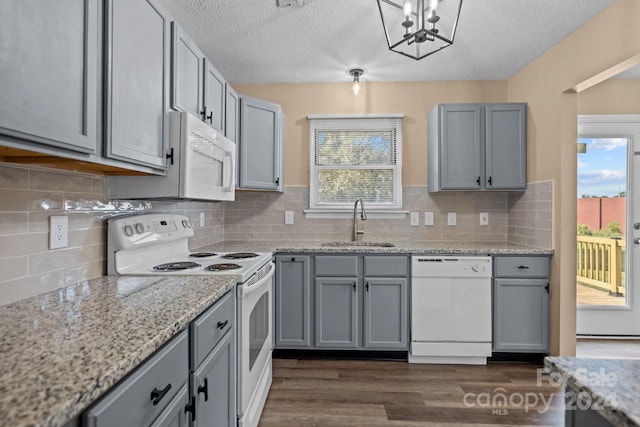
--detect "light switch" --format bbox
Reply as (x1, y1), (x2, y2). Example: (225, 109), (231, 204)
(410, 212), (419, 226)
(479, 212), (489, 225)
(284, 211), (294, 225)
(447, 212), (457, 226)
(424, 211), (434, 226)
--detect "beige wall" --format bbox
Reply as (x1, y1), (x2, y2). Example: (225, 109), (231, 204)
(234, 81), (507, 186)
(507, 0), (640, 355)
(578, 79), (640, 115)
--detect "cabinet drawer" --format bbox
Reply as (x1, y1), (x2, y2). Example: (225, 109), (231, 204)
(364, 256), (408, 277)
(190, 290), (235, 369)
(315, 255), (359, 276)
(84, 330), (189, 427)
(494, 256), (549, 277)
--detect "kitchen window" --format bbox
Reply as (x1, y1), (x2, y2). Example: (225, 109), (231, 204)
(307, 114), (403, 215)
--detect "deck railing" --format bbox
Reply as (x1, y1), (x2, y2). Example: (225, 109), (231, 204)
(576, 235), (625, 295)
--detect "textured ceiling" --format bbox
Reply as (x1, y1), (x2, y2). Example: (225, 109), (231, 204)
(154, 0), (616, 84)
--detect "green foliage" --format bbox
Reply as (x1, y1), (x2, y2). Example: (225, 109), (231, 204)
(577, 224), (594, 236)
(577, 222), (623, 238)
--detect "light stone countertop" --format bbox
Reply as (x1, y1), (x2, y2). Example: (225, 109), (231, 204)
(198, 240), (554, 255)
(0, 275), (236, 427)
(545, 357), (640, 426)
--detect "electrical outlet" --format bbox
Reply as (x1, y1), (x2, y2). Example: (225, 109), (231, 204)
(424, 211), (434, 226)
(410, 212), (419, 226)
(479, 212), (489, 225)
(284, 210), (294, 225)
(447, 212), (457, 226)
(200, 212), (205, 227)
(49, 215), (68, 249)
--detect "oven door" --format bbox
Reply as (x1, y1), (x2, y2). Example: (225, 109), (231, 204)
(180, 112), (235, 201)
(237, 262), (274, 427)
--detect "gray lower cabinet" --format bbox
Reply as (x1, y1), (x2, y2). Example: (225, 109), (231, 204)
(104, 0), (169, 169)
(84, 330), (189, 426)
(238, 95), (284, 191)
(150, 385), (190, 427)
(0, 0), (99, 154)
(275, 255), (312, 348)
(427, 103), (527, 192)
(493, 256), (550, 353)
(312, 255), (409, 350)
(190, 331), (235, 427)
(315, 277), (360, 348)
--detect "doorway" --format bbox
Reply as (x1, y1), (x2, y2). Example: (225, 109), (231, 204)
(576, 115), (640, 336)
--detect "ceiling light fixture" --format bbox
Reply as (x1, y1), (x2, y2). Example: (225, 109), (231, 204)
(347, 68), (365, 96)
(377, 0), (462, 60)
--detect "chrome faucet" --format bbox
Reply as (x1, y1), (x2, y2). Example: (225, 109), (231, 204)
(353, 198), (367, 241)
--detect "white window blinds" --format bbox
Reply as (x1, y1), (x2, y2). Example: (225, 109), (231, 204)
(308, 114), (403, 210)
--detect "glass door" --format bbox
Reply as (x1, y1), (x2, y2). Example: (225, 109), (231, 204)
(576, 115), (640, 336)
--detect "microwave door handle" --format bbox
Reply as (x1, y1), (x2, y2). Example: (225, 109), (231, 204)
(223, 151), (234, 192)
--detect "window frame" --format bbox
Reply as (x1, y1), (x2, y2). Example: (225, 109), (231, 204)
(308, 114), (404, 212)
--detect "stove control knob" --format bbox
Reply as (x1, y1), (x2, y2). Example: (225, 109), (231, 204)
(134, 223), (144, 234)
(182, 219), (191, 229)
(123, 225), (134, 237)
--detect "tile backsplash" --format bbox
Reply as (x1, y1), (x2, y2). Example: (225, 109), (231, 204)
(0, 161), (552, 306)
(0, 163), (224, 306)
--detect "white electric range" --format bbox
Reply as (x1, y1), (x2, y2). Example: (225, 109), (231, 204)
(107, 213), (274, 427)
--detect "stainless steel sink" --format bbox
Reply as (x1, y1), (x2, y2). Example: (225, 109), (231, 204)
(320, 241), (395, 248)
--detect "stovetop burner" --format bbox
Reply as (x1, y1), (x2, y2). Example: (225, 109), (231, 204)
(206, 263), (242, 272)
(223, 252), (260, 260)
(189, 252), (217, 258)
(152, 261), (201, 271)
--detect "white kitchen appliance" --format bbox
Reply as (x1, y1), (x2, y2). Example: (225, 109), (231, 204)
(107, 213), (273, 427)
(106, 111), (236, 201)
(409, 256), (492, 365)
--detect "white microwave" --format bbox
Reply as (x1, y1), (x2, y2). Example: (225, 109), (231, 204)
(107, 112), (235, 201)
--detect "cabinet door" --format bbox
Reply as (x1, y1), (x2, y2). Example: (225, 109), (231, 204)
(104, 0), (169, 169)
(493, 278), (550, 353)
(149, 384), (189, 427)
(485, 103), (527, 190)
(225, 84), (239, 144)
(439, 104), (482, 190)
(0, 0), (98, 153)
(191, 330), (236, 427)
(315, 278), (358, 348)
(203, 60), (226, 133)
(239, 96), (283, 191)
(171, 23), (204, 119)
(364, 278), (408, 349)
(275, 256), (312, 348)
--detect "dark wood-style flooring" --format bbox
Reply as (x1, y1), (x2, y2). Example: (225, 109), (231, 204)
(259, 358), (564, 426)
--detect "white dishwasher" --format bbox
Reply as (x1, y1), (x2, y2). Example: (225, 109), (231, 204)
(409, 255), (492, 365)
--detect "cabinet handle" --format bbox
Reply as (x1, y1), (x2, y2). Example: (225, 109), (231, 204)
(166, 147), (174, 165)
(476, 176), (481, 186)
(184, 396), (196, 422)
(275, 177), (280, 186)
(353, 282), (357, 292)
(206, 111), (213, 124)
(200, 106), (207, 120)
(517, 265), (530, 269)
(545, 283), (550, 293)
(150, 383), (172, 406)
(291, 257), (295, 262)
(488, 176), (493, 186)
(198, 378), (209, 402)
(365, 282), (369, 292)
(217, 320), (229, 329)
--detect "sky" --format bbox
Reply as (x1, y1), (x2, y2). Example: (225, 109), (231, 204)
(577, 137), (627, 198)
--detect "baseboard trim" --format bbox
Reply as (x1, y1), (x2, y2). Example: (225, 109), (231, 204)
(273, 349), (408, 361)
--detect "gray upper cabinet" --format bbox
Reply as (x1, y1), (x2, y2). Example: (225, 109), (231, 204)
(275, 255), (312, 348)
(493, 256), (550, 353)
(225, 84), (239, 144)
(203, 60), (226, 133)
(428, 103), (527, 192)
(0, 0), (99, 154)
(104, 0), (169, 169)
(171, 23), (204, 119)
(239, 95), (284, 191)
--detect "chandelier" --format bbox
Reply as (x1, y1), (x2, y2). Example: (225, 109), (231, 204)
(377, 0), (462, 60)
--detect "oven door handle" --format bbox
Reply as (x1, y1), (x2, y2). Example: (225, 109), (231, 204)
(238, 263), (275, 298)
